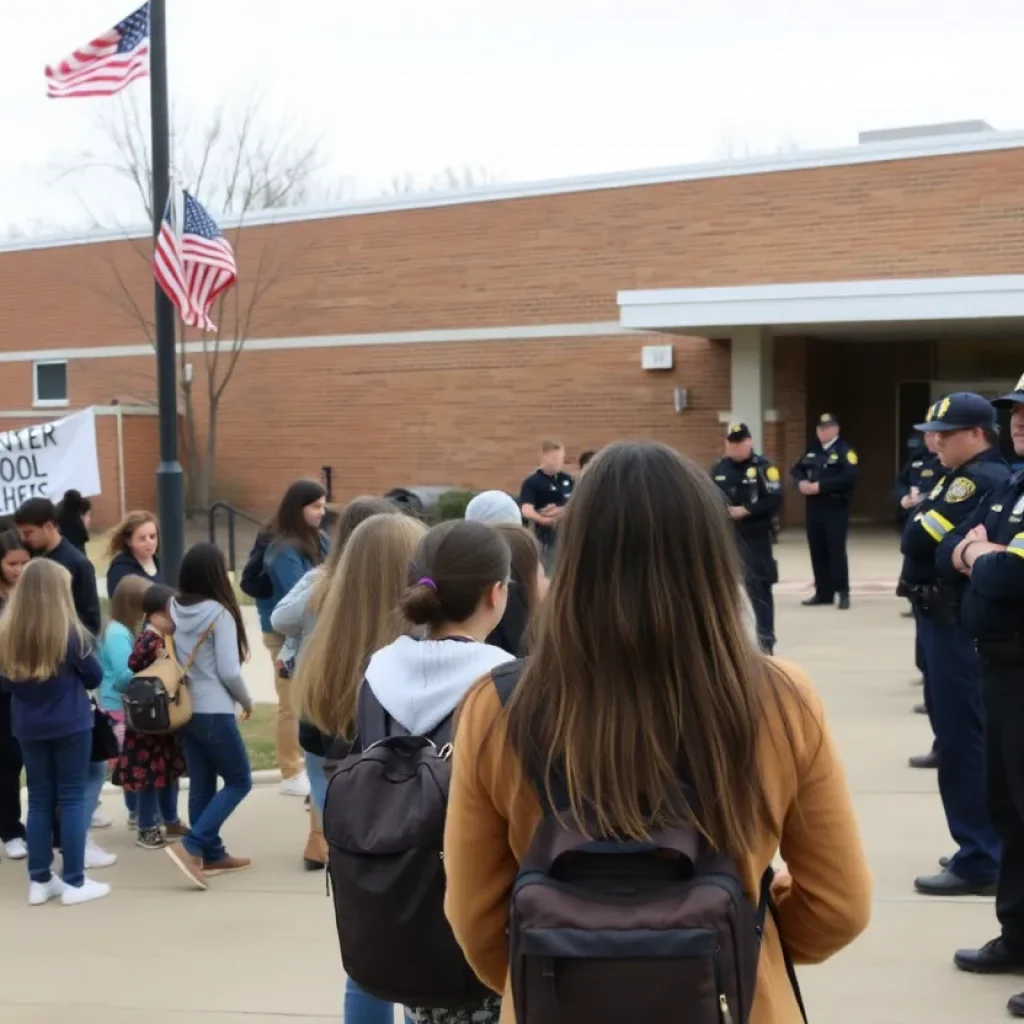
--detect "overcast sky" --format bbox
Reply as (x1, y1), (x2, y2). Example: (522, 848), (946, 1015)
(5, 0), (1024, 235)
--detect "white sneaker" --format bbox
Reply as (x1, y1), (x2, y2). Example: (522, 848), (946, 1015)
(61, 877), (111, 906)
(84, 839), (118, 870)
(279, 772), (310, 798)
(29, 875), (66, 906)
(90, 812), (112, 830)
(4, 837), (28, 860)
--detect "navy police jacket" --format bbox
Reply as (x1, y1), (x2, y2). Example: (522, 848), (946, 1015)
(892, 451), (941, 522)
(938, 468), (1024, 638)
(710, 454), (782, 578)
(789, 438), (858, 506)
(901, 446), (1009, 588)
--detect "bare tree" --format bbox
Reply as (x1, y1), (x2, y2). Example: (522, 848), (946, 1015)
(385, 164), (497, 196)
(58, 93), (326, 509)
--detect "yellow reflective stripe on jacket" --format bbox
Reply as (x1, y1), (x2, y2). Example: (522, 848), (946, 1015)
(920, 509), (954, 542)
(1008, 533), (1024, 560)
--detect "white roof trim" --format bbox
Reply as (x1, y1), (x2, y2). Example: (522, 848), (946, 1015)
(618, 275), (1024, 333)
(0, 321), (637, 364)
(4, 129), (1024, 255)
(0, 405), (157, 418)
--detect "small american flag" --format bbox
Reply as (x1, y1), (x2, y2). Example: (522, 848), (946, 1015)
(45, 2), (150, 99)
(154, 187), (238, 334)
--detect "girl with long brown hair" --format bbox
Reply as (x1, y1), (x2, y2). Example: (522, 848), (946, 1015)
(485, 524), (547, 656)
(256, 479), (328, 798)
(272, 495), (398, 870)
(105, 510), (162, 597)
(443, 441), (871, 1024)
(0, 559), (109, 906)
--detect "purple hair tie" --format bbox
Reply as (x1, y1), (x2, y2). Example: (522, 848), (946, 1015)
(416, 577), (437, 591)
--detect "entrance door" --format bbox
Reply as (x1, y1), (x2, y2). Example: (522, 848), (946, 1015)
(930, 380), (1017, 463)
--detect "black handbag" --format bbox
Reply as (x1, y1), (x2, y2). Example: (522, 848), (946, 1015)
(90, 704), (119, 763)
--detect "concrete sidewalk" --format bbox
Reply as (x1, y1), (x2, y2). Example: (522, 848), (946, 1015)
(2, 535), (1017, 1022)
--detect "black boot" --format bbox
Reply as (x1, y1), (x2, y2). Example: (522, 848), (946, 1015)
(838, 593), (850, 609)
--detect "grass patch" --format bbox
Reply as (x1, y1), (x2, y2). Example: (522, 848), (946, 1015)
(238, 702), (278, 771)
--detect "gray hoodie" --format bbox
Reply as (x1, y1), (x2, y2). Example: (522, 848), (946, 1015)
(171, 598), (253, 714)
(364, 635), (513, 736)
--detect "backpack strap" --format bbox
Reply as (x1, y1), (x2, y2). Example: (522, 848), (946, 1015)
(757, 867), (808, 1023)
(492, 658), (526, 707)
(355, 683), (455, 750)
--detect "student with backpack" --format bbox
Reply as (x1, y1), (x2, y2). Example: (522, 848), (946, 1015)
(273, 495), (398, 870)
(324, 519), (514, 1024)
(443, 441), (872, 1024)
(114, 584), (186, 849)
(165, 543), (254, 890)
(251, 480), (328, 798)
(0, 559), (110, 905)
(294, 510), (426, 1024)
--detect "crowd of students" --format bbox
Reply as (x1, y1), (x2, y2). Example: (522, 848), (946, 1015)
(0, 444), (873, 1022)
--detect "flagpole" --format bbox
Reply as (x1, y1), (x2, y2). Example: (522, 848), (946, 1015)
(149, 0), (184, 585)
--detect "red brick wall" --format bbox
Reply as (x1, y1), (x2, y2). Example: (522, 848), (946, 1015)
(3, 146), (1024, 520)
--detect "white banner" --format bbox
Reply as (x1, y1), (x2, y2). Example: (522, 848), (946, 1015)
(0, 408), (101, 517)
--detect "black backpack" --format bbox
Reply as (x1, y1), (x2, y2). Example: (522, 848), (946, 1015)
(491, 660), (807, 1024)
(239, 532), (274, 600)
(323, 683), (491, 1010)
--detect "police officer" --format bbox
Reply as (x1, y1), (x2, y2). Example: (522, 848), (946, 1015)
(894, 407), (944, 760)
(710, 422), (783, 653)
(900, 392), (1008, 897)
(790, 412), (858, 609)
(943, 377), (1024, 1018)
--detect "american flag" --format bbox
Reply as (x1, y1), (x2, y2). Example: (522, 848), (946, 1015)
(154, 187), (238, 333)
(44, 2), (150, 99)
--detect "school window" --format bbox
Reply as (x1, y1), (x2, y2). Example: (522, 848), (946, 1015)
(33, 360), (68, 407)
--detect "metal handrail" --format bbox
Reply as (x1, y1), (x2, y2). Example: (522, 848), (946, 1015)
(205, 501), (264, 572)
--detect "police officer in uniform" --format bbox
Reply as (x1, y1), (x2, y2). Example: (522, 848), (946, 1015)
(900, 392), (1008, 897)
(790, 413), (858, 609)
(942, 378), (1024, 1018)
(710, 422), (783, 653)
(894, 406), (944, 760)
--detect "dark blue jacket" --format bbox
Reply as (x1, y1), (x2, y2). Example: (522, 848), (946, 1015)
(106, 551), (163, 599)
(901, 447), (1010, 587)
(257, 534), (329, 633)
(44, 539), (101, 636)
(6, 635), (102, 742)
(938, 469), (1024, 638)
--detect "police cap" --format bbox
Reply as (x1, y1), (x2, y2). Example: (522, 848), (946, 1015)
(992, 372), (1024, 409)
(726, 422), (751, 442)
(915, 392), (997, 432)
(817, 412), (838, 427)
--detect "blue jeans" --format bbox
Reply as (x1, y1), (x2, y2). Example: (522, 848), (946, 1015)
(137, 783), (182, 830)
(21, 730), (92, 887)
(85, 760), (106, 821)
(343, 978), (395, 1024)
(306, 750), (327, 817)
(178, 714), (252, 863)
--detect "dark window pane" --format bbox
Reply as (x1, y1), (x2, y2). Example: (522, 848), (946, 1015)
(35, 362), (67, 402)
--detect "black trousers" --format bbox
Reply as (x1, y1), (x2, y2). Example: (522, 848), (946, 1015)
(981, 658), (1024, 948)
(805, 501), (850, 600)
(0, 692), (25, 843)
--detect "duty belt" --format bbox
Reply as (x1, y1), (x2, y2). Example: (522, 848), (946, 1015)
(902, 582), (958, 625)
(976, 635), (1024, 666)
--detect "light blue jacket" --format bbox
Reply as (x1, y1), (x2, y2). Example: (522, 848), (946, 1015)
(256, 535), (328, 633)
(98, 621), (136, 711)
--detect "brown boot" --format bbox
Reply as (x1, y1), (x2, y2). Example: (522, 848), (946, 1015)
(165, 842), (208, 890)
(303, 806), (328, 871)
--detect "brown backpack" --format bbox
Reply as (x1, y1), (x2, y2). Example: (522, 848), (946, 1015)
(491, 660), (806, 1024)
(122, 625), (215, 735)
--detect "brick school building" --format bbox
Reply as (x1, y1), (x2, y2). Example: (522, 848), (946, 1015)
(3, 122), (1024, 527)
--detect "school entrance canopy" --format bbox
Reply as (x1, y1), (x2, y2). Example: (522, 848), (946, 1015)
(617, 274), (1024, 452)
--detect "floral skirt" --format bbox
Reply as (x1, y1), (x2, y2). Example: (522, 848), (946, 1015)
(112, 728), (186, 792)
(406, 997), (502, 1024)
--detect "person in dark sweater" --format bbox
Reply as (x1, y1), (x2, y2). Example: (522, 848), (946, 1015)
(55, 490), (92, 555)
(487, 523), (548, 656)
(105, 510), (163, 598)
(14, 498), (101, 636)
(0, 558), (108, 906)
